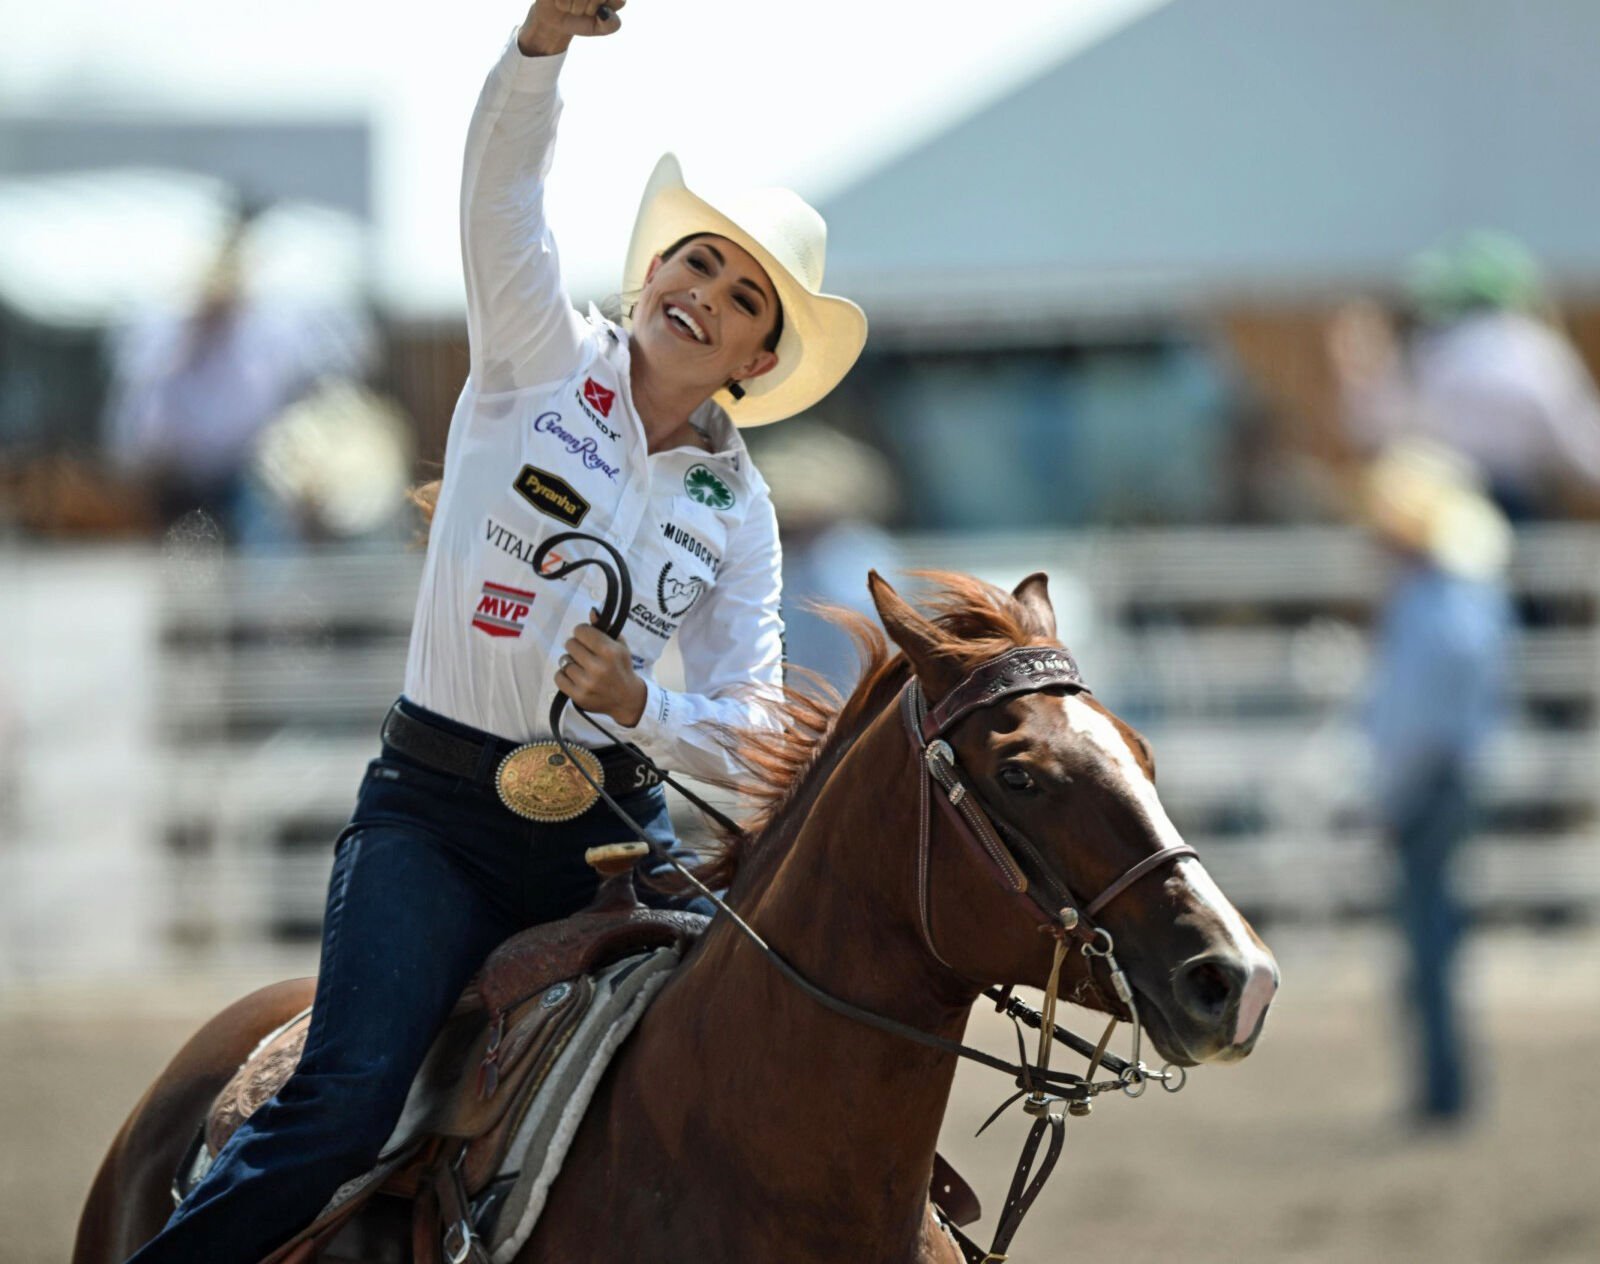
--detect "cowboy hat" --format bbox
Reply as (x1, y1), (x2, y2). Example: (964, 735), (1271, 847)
(622, 154), (867, 428)
(1361, 439), (1511, 581)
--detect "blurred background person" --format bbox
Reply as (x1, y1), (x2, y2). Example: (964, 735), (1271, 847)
(1331, 232), (1600, 522)
(103, 196), (376, 544)
(1358, 441), (1513, 1125)
(750, 419), (901, 694)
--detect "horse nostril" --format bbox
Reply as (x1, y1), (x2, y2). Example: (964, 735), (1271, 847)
(1175, 956), (1245, 1025)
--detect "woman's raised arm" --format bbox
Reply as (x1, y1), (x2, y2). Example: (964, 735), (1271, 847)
(458, 2), (627, 394)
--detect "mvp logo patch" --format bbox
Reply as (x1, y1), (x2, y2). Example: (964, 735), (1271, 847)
(472, 581), (535, 638)
(513, 465), (589, 527)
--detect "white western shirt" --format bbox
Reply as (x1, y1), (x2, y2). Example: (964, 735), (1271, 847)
(402, 37), (785, 783)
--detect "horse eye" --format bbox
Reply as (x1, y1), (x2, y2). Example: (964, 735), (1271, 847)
(997, 765), (1036, 793)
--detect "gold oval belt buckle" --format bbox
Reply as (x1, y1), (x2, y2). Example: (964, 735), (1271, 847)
(495, 742), (604, 823)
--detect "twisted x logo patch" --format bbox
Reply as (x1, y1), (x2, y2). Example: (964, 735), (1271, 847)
(582, 378), (615, 418)
(472, 581), (535, 638)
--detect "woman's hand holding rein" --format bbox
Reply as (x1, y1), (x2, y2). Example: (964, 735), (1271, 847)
(518, 0), (625, 58)
(557, 616), (649, 727)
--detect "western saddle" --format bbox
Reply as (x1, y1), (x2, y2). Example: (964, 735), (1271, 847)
(188, 844), (981, 1263)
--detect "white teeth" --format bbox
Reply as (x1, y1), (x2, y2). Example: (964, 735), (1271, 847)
(665, 304), (708, 344)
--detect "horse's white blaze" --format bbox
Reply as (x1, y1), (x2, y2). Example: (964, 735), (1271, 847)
(1062, 696), (1277, 1047)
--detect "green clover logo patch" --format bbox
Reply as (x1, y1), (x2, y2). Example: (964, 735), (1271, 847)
(684, 464), (735, 510)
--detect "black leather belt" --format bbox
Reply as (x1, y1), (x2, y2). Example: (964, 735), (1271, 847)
(380, 701), (663, 819)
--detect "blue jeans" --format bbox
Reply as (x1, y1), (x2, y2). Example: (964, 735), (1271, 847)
(127, 701), (680, 1263)
(1391, 755), (1473, 1120)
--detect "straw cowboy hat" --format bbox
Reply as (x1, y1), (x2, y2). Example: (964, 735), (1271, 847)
(623, 154), (867, 428)
(1361, 439), (1511, 581)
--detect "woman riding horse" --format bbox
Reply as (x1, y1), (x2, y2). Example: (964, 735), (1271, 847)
(119, 3), (866, 1259)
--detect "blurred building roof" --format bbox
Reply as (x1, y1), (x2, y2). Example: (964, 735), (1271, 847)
(819, 0), (1600, 340)
(0, 168), (369, 328)
(0, 115), (371, 327)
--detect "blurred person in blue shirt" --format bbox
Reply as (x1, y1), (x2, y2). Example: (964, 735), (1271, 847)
(1360, 440), (1514, 1124)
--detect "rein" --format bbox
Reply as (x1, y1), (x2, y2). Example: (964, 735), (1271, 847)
(531, 535), (1196, 1263)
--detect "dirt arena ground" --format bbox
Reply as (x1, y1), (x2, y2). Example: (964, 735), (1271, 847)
(5, 927), (1598, 1264)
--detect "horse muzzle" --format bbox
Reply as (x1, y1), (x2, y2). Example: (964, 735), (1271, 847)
(1135, 949), (1280, 1067)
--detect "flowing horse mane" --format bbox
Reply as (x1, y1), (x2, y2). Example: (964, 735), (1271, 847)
(702, 571), (1058, 894)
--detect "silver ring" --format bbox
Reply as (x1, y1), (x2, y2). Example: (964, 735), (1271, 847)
(558, 653), (573, 670)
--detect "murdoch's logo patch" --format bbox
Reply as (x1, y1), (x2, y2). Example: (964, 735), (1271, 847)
(657, 561), (708, 619)
(513, 465), (589, 527)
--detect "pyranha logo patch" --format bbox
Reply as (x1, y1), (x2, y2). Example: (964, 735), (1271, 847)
(684, 464), (735, 510)
(582, 378), (616, 418)
(513, 465), (589, 527)
(472, 581), (535, 638)
(657, 562), (708, 619)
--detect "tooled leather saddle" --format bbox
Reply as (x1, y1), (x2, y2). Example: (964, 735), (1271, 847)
(186, 849), (981, 1264)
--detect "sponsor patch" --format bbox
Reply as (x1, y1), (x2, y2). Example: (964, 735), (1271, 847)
(657, 561), (708, 619)
(583, 377), (615, 417)
(629, 602), (678, 641)
(661, 521), (721, 573)
(472, 581), (535, 639)
(485, 518), (567, 577)
(684, 464), (735, 510)
(532, 412), (620, 480)
(513, 465), (589, 527)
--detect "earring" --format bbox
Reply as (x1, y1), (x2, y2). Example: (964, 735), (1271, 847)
(727, 380), (746, 402)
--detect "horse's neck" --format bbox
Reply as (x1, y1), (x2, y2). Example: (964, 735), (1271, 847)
(642, 702), (976, 1251)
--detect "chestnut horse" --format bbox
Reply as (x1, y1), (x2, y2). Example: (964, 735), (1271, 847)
(76, 571), (1277, 1263)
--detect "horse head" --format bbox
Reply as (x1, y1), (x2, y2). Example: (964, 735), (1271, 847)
(869, 570), (1278, 1068)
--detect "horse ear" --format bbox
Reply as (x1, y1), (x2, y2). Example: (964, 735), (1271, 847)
(868, 571), (964, 698)
(1012, 572), (1057, 640)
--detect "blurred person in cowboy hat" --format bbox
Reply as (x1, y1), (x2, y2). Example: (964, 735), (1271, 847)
(1359, 438), (1514, 1127)
(122, 4), (866, 1261)
(751, 418), (902, 693)
(1331, 231), (1600, 522)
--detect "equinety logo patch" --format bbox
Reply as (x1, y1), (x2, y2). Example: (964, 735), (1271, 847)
(684, 464), (735, 510)
(657, 562), (708, 619)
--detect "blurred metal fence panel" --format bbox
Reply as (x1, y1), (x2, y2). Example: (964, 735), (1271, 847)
(129, 526), (1600, 950)
(6, 525), (1598, 981)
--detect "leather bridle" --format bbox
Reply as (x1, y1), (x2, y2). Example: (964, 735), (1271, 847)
(531, 536), (1201, 1264)
(901, 646), (1197, 977)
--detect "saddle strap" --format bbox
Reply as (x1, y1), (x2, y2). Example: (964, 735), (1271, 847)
(414, 1147), (490, 1264)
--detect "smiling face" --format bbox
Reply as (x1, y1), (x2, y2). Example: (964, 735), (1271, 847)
(632, 234), (783, 395)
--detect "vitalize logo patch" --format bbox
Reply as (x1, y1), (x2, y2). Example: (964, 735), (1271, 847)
(582, 378), (615, 418)
(472, 581), (535, 639)
(513, 465), (589, 527)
